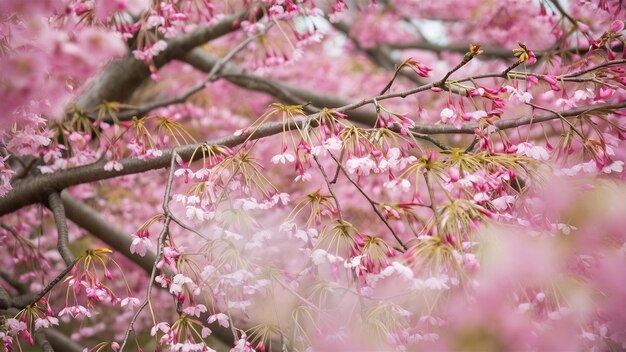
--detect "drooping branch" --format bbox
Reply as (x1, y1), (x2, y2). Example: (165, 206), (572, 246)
(58, 192), (234, 346)
(46, 192), (75, 266)
(118, 151), (177, 352)
(328, 153), (408, 251)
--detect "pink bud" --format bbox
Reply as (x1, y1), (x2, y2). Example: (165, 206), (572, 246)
(611, 20), (625, 33)
(607, 48), (616, 60)
(355, 233), (365, 247)
(599, 87), (615, 99)
(104, 268), (113, 280)
(543, 75), (558, 85)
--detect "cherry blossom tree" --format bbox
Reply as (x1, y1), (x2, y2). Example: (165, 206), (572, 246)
(1, 0), (626, 351)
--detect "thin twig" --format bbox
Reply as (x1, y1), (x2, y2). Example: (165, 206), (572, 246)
(312, 155), (343, 220)
(423, 172), (443, 237)
(464, 137), (479, 153)
(411, 132), (450, 150)
(26, 260), (78, 308)
(330, 149), (345, 184)
(119, 151), (177, 352)
(328, 153), (407, 251)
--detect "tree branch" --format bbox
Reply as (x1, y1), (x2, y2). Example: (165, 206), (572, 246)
(102, 26), (269, 122)
(2, 85), (624, 216)
(47, 192), (75, 266)
(60, 192), (158, 274)
(118, 151), (177, 352)
(328, 153), (408, 251)
(74, 10), (257, 112)
(42, 328), (84, 352)
(34, 330), (55, 352)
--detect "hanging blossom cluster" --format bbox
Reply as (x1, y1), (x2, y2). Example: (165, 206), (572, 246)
(1, 0), (626, 351)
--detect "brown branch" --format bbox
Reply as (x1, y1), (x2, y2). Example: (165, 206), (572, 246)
(2, 82), (624, 217)
(74, 10), (258, 112)
(27, 260), (77, 309)
(0, 259), (77, 310)
(312, 156), (343, 220)
(60, 192), (158, 274)
(33, 330), (54, 352)
(118, 151), (177, 352)
(386, 41), (625, 59)
(46, 192), (75, 265)
(328, 153), (408, 251)
(42, 328), (84, 352)
(102, 26), (269, 122)
(2, 58), (624, 215)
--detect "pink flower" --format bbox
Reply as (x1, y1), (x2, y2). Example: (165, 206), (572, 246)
(34, 316), (59, 330)
(151, 322), (170, 336)
(183, 304), (207, 317)
(130, 230), (152, 257)
(346, 156), (377, 175)
(271, 152), (295, 164)
(491, 195), (515, 211)
(440, 107), (467, 129)
(611, 20), (625, 33)
(516, 142), (549, 160)
(207, 313), (230, 328)
(104, 160), (123, 171)
(121, 296), (140, 310)
(6, 319), (26, 333)
(169, 274), (194, 295)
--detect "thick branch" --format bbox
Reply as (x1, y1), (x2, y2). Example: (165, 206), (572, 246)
(2, 93), (624, 216)
(183, 49), (379, 125)
(103, 25), (269, 122)
(43, 329), (84, 352)
(0, 119), (301, 216)
(75, 10), (256, 111)
(0, 287), (30, 310)
(47, 192), (75, 265)
(34, 330), (54, 352)
(60, 192), (157, 274)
